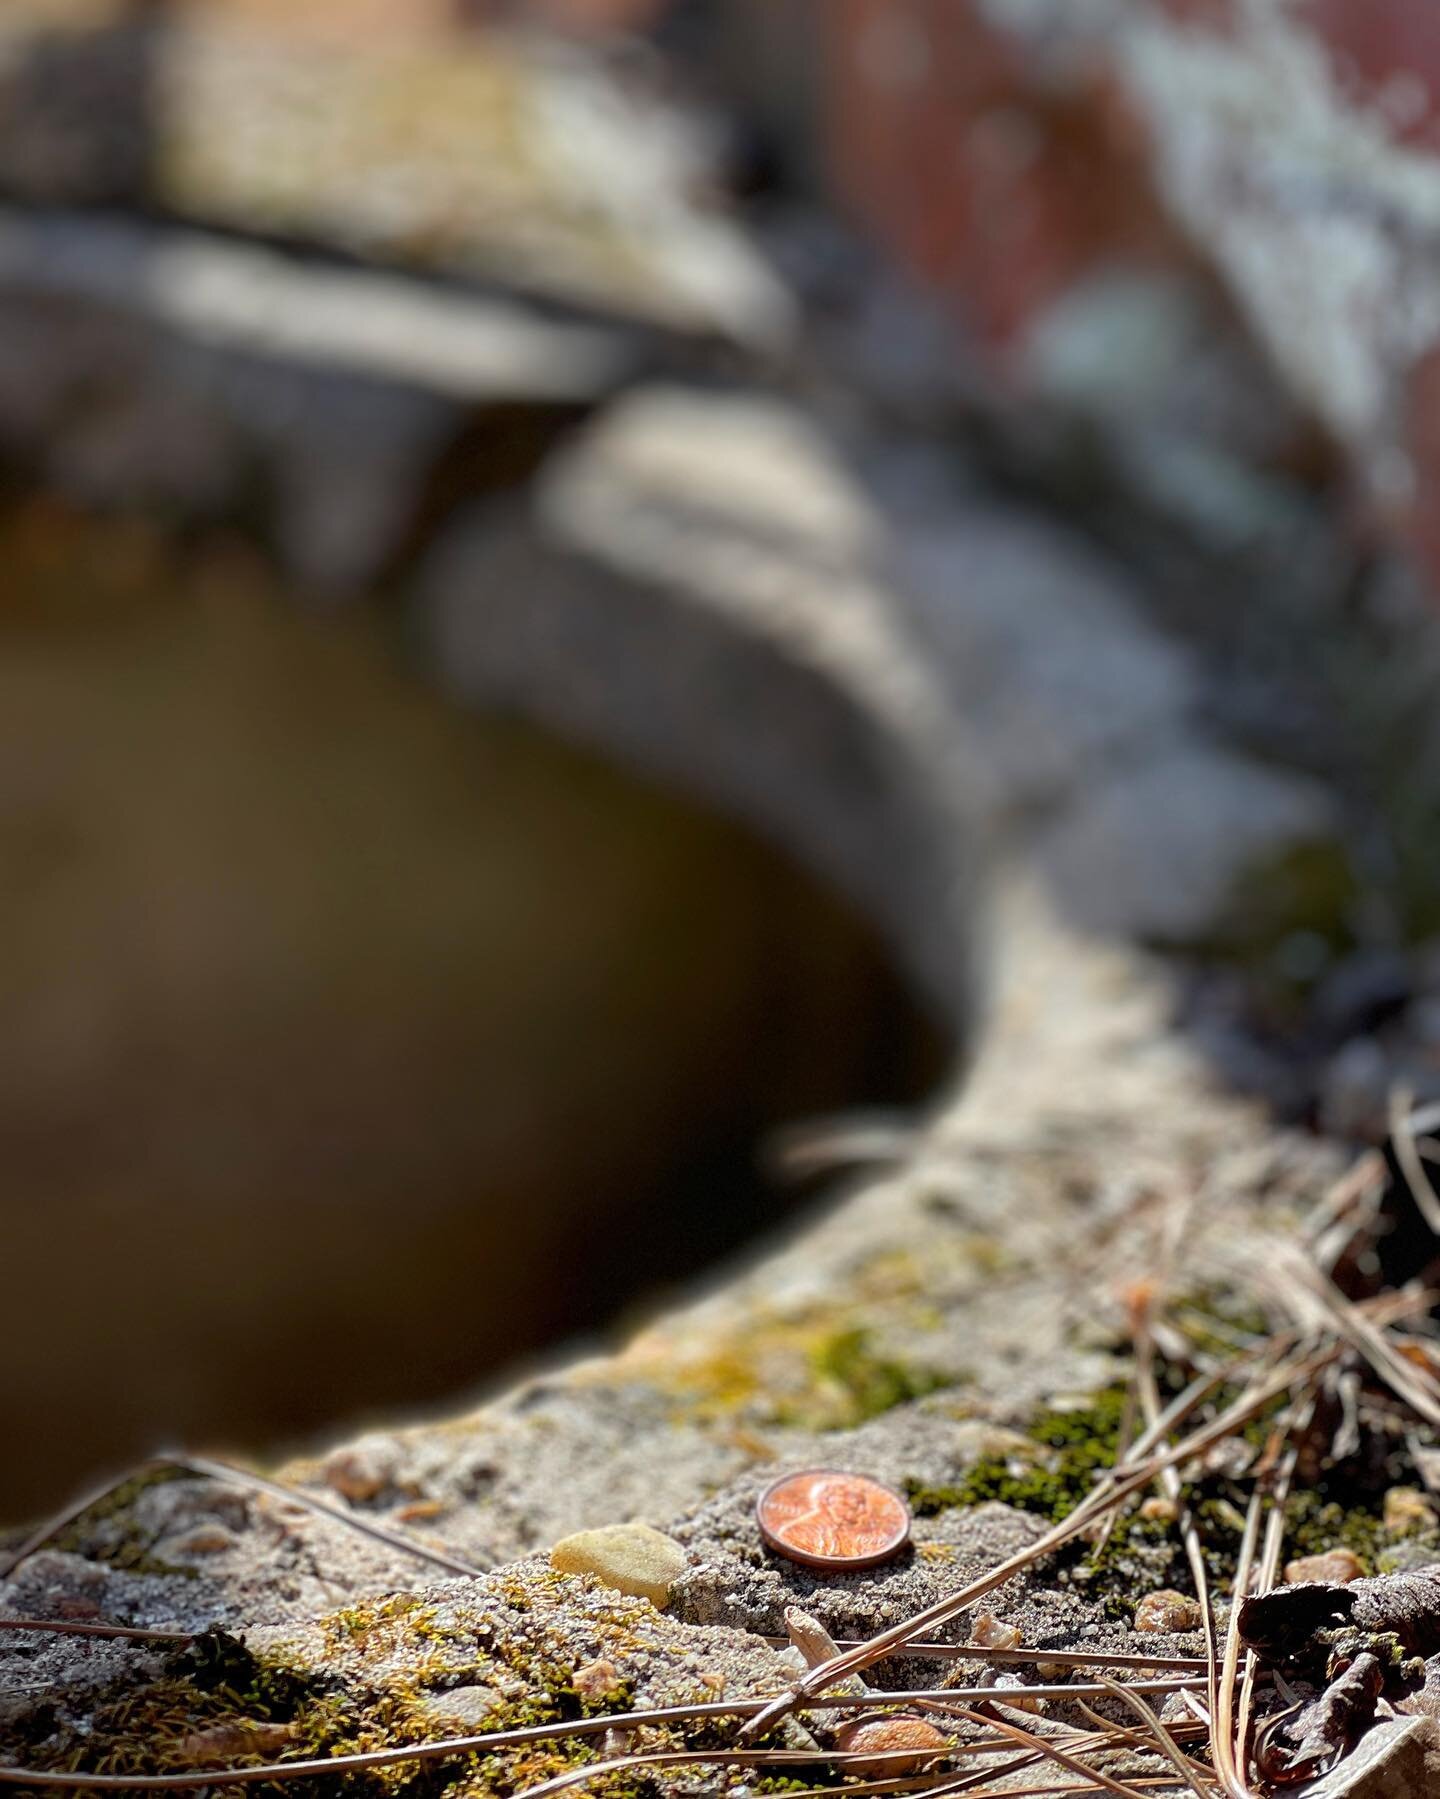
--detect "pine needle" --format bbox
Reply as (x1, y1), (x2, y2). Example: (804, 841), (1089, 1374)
(1211, 1480), (1265, 1799)
(0, 1464), (168, 1584)
(1390, 1089), (1440, 1236)
(0, 1618), (193, 1645)
(921, 1701), (1170, 1799)
(759, 1638), (1211, 1673)
(170, 1453), (487, 1579)
(1096, 1676), (1218, 1799)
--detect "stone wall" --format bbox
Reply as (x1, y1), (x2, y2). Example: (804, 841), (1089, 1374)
(821, 0), (1440, 598)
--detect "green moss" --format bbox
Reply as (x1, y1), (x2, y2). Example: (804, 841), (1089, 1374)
(23, 1617), (519, 1794)
(1280, 1495), (1386, 1575)
(911, 1387), (1440, 1620)
(647, 1309), (957, 1434)
(22, 1632), (339, 1788)
(1280, 1491), (1440, 1576)
(324, 1594), (430, 1651)
(794, 1328), (950, 1427)
(21, 1514), (929, 1798)
(906, 1387), (1129, 1523)
(50, 1466), (196, 1576)
(22, 1576), (729, 1799)
(900, 1384), (1289, 1618)
(1180, 838), (1360, 975)
(1073, 1519), (1194, 1622)
(899, 1381), (1272, 1613)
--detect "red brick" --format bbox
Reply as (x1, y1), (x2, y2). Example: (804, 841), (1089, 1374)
(1302, 0), (1440, 148)
(823, 0), (1192, 348)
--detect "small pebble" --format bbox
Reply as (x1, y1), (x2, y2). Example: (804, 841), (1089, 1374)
(780, 1718), (823, 1754)
(970, 1611), (1023, 1651)
(394, 1499), (446, 1524)
(1384, 1488), (1436, 1536)
(52, 1594), (102, 1620)
(323, 1441), (398, 1504)
(835, 1716), (949, 1775)
(155, 1525), (238, 1559)
(953, 1423), (1042, 1462)
(136, 1481), (248, 1537)
(6, 1552), (109, 1615)
(572, 1658), (623, 1703)
(1284, 1548), (1364, 1585)
(1134, 1589), (1201, 1633)
(549, 1522), (688, 1607)
(1160, 1692), (1192, 1725)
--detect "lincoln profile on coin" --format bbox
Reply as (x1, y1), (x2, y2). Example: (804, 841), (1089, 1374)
(755, 1469), (912, 1571)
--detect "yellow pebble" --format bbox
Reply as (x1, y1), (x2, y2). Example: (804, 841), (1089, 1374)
(1284, 1548), (1364, 1585)
(1133, 1588), (1201, 1633)
(1384, 1488), (1436, 1536)
(549, 1522), (688, 1607)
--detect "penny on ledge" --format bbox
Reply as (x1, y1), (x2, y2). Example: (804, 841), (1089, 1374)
(755, 1468), (912, 1571)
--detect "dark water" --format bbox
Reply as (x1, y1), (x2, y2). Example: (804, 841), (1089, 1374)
(0, 508), (947, 1518)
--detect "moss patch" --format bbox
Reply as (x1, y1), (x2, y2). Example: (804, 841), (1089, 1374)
(630, 1307), (958, 1435)
(903, 1371), (1440, 1623)
(906, 1387), (1130, 1523)
(788, 1328), (951, 1427)
(21, 1599), (658, 1799)
(50, 1466), (196, 1576)
(27, 1631), (326, 1783)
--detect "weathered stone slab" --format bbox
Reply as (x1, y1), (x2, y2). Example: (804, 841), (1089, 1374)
(0, 13), (794, 346)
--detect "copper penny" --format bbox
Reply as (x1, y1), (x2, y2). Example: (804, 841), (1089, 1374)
(755, 1468), (911, 1571)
